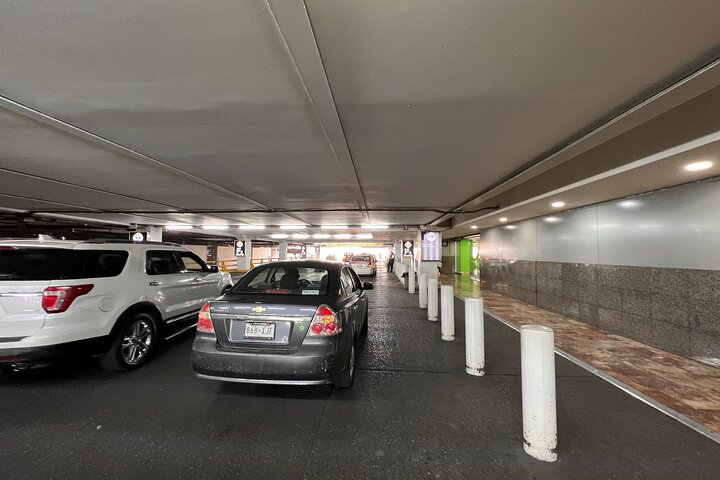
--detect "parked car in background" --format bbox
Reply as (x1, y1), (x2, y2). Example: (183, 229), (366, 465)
(349, 254), (377, 276)
(192, 260), (373, 388)
(0, 239), (233, 371)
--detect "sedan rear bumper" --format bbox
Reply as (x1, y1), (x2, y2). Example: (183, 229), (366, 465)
(191, 333), (343, 384)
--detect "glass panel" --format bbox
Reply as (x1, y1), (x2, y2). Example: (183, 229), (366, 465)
(146, 251), (181, 276)
(232, 266), (330, 296)
(0, 248), (129, 280)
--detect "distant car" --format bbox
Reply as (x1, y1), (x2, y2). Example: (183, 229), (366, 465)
(0, 239), (233, 371)
(325, 255), (337, 261)
(349, 254), (377, 276)
(192, 260), (373, 388)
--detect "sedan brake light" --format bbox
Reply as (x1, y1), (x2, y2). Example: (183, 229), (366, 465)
(42, 285), (94, 313)
(308, 305), (340, 337)
(197, 303), (215, 334)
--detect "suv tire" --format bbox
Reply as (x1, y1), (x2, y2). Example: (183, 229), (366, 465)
(99, 312), (159, 371)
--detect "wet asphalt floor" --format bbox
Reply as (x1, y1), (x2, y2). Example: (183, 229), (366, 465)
(1, 269), (719, 479)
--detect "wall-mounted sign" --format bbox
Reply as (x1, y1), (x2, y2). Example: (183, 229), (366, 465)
(421, 231), (442, 262)
(131, 232), (145, 243)
(403, 240), (414, 257)
(235, 240), (246, 257)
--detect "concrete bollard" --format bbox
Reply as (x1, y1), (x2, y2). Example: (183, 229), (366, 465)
(440, 285), (454, 341)
(419, 274), (427, 308)
(521, 325), (557, 463)
(464, 297), (485, 376)
(427, 278), (438, 321)
(407, 268), (415, 294)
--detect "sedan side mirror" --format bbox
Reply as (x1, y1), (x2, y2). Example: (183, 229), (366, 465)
(362, 282), (374, 290)
(208, 265), (219, 273)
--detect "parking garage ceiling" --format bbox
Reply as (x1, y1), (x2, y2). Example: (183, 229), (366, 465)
(0, 0), (719, 241)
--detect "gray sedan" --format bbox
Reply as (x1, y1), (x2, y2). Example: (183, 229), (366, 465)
(192, 260), (372, 389)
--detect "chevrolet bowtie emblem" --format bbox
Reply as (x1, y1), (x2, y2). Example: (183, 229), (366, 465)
(251, 306), (267, 313)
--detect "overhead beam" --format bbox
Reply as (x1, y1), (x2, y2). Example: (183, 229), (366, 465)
(267, 0), (370, 223)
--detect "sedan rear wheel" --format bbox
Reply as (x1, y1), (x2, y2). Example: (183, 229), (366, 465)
(334, 342), (355, 389)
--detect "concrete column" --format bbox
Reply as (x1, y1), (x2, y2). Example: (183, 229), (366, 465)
(278, 241), (288, 260)
(147, 226), (163, 242)
(465, 297), (485, 376)
(419, 273), (427, 308)
(440, 285), (454, 341)
(521, 325), (557, 462)
(408, 268), (415, 294)
(427, 277), (438, 321)
(236, 237), (252, 271)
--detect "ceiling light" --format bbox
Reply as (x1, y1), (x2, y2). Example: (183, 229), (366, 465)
(362, 225), (389, 229)
(271, 234), (288, 239)
(313, 233), (331, 239)
(293, 233), (309, 239)
(618, 200), (641, 209)
(238, 225), (265, 230)
(551, 201), (565, 209)
(684, 160), (714, 172)
(335, 234), (352, 239)
(202, 225), (229, 230)
(321, 225), (348, 230)
(165, 225), (193, 230)
(499, 217), (508, 223)
(355, 234), (373, 240)
(280, 225), (306, 230)
(470, 225), (478, 230)
(544, 217), (561, 223)
(505, 225), (517, 230)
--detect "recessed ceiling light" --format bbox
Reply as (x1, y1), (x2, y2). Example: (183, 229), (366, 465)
(238, 225), (265, 230)
(293, 233), (309, 239)
(470, 225), (478, 230)
(551, 201), (565, 209)
(313, 233), (331, 239)
(544, 217), (561, 223)
(280, 225), (306, 230)
(684, 160), (714, 172)
(499, 218), (508, 223)
(165, 225), (193, 230)
(271, 234), (288, 239)
(505, 225), (517, 230)
(355, 233), (373, 240)
(362, 225), (389, 230)
(321, 225), (348, 230)
(202, 225), (228, 230)
(335, 234), (352, 239)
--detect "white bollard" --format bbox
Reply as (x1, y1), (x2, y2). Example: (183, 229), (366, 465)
(427, 278), (438, 321)
(464, 297), (485, 376)
(440, 285), (454, 341)
(419, 274), (427, 308)
(407, 268), (415, 294)
(521, 325), (557, 463)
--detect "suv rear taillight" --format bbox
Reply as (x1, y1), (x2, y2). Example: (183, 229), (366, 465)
(197, 303), (215, 334)
(308, 305), (340, 337)
(42, 285), (94, 313)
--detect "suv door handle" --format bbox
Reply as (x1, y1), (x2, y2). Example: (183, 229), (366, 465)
(149, 281), (161, 286)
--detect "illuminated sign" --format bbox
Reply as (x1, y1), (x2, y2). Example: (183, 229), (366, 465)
(403, 240), (414, 257)
(421, 231), (442, 262)
(235, 240), (246, 257)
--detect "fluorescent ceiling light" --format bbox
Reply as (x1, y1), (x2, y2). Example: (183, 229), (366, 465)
(271, 234), (288, 239)
(505, 225), (518, 230)
(293, 233), (309, 239)
(684, 160), (714, 172)
(470, 225), (478, 230)
(618, 200), (641, 209)
(321, 225), (348, 229)
(355, 234), (373, 240)
(362, 225), (389, 229)
(202, 225), (229, 230)
(165, 225), (193, 230)
(499, 217), (508, 223)
(544, 217), (561, 223)
(238, 225), (265, 230)
(280, 225), (306, 230)
(335, 234), (352, 239)
(551, 201), (565, 209)
(313, 234), (331, 239)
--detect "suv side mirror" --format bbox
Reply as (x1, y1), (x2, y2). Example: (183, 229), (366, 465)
(208, 265), (219, 273)
(362, 282), (374, 290)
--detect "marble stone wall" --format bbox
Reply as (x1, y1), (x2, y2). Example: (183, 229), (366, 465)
(479, 260), (720, 363)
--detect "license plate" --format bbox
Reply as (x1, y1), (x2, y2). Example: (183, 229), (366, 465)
(244, 322), (275, 339)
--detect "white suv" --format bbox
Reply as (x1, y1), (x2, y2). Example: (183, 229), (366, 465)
(0, 239), (233, 371)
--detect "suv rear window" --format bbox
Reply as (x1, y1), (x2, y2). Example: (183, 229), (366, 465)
(232, 266), (330, 296)
(0, 248), (129, 280)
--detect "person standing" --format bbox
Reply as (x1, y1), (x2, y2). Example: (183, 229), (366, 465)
(387, 254), (395, 272)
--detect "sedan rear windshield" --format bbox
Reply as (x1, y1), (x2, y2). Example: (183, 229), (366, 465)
(0, 248), (129, 281)
(232, 266), (330, 296)
(351, 256), (371, 262)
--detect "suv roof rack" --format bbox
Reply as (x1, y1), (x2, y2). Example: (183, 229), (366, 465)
(82, 239), (184, 247)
